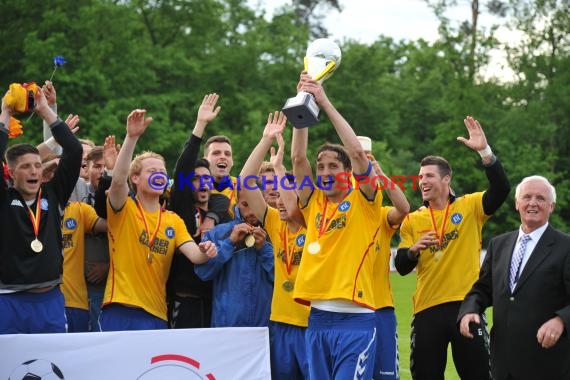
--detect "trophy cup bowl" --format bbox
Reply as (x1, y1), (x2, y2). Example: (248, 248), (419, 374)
(282, 38), (342, 129)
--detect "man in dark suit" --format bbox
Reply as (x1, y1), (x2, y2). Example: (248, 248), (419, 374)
(458, 175), (570, 380)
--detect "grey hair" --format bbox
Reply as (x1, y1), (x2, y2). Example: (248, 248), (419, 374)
(515, 175), (556, 203)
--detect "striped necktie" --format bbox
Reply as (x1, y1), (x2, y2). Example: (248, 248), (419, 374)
(509, 234), (531, 292)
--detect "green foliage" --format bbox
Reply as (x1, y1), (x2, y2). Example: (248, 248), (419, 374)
(1, 0), (569, 235)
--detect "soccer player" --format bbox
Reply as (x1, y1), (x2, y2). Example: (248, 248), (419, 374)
(239, 111), (310, 379)
(99, 109), (217, 331)
(194, 190), (274, 327)
(61, 201), (107, 332)
(82, 146), (110, 331)
(395, 116), (510, 380)
(203, 134), (237, 223)
(358, 136), (410, 380)
(291, 73), (383, 379)
(0, 88), (83, 334)
(167, 93), (229, 328)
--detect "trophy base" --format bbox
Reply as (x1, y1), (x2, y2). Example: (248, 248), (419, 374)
(282, 92), (320, 129)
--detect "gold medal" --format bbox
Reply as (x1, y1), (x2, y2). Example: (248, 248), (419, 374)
(30, 238), (43, 253)
(244, 233), (255, 248)
(147, 251), (153, 263)
(27, 190), (44, 254)
(307, 241), (321, 254)
(282, 280), (294, 292)
(434, 249), (443, 261)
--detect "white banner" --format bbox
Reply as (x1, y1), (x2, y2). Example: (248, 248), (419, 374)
(0, 327), (270, 380)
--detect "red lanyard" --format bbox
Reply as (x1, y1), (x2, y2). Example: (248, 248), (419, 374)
(317, 193), (349, 239)
(27, 188), (42, 239)
(135, 197), (162, 250)
(280, 224), (302, 275)
(428, 200), (451, 248)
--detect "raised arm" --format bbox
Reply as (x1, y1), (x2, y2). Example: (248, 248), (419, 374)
(458, 116), (510, 215)
(93, 135), (119, 218)
(170, 94), (221, 233)
(41, 80), (60, 154)
(173, 93), (221, 180)
(37, 89), (83, 208)
(271, 133), (306, 227)
(239, 111), (286, 221)
(372, 159), (409, 225)
(37, 114), (80, 161)
(193, 93), (221, 139)
(108, 110), (153, 210)
(299, 77), (377, 200)
(291, 126), (312, 207)
(290, 73), (314, 208)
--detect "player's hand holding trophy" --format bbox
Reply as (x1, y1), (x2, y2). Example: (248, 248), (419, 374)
(282, 38), (341, 128)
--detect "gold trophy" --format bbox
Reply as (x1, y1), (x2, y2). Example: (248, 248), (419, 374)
(282, 38), (342, 128)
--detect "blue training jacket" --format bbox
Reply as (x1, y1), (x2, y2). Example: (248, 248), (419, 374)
(195, 206), (274, 327)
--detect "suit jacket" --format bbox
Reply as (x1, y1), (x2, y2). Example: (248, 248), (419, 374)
(458, 225), (570, 380)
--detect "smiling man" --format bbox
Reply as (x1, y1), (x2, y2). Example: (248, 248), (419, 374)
(167, 94), (230, 329)
(459, 176), (570, 380)
(203, 135), (236, 221)
(395, 116), (510, 380)
(0, 88), (83, 334)
(291, 73), (384, 380)
(99, 109), (217, 331)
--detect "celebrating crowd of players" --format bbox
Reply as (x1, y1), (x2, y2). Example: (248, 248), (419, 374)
(1, 74), (568, 380)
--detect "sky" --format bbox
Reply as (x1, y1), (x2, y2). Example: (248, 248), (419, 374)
(248, 0), (523, 80)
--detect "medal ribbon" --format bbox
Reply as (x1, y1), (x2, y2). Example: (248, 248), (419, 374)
(316, 192), (349, 240)
(280, 224), (302, 275)
(428, 200), (451, 250)
(136, 197), (163, 251)
(26, 188), (42, 241)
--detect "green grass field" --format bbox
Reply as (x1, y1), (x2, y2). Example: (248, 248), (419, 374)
(391, 273), (493, 380)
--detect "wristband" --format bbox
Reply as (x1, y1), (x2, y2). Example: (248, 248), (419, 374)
(477, 145), (493, 158)
(48, 117), (63, 129)
(44, 136), (60, 151)
(105, 169), (113, 177)
(353, 160), (373, 177)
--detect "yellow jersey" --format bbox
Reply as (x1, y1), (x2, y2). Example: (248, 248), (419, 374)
(264, 206), (310, 327)
(104, 196), (193, 320)
(398, 192), (489, 314)
(294, 188), (383, 309)
(372, 206), (398, 309)
(61, 202), (100, 310)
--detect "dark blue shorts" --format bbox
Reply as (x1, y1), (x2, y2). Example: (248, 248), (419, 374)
(374, 307), (399, 379)
(65, 307), (89, 333)
(306, 308), (376, 380)
(0, 287), (66, 334)
(99, 303), (167, 331)
(269, 321), (309, 380)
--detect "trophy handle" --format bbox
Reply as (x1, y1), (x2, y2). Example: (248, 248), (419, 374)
(313, 61), (337, 82)
(303, 57), (337, 82)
